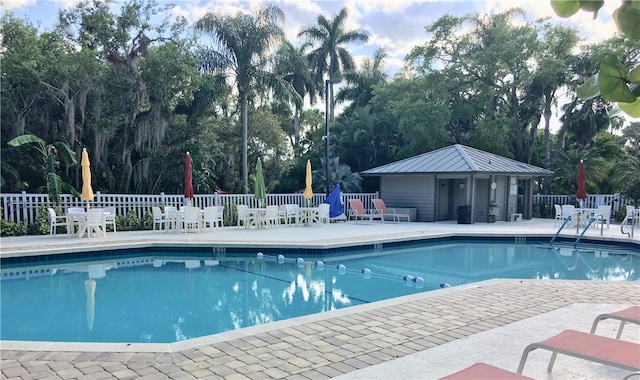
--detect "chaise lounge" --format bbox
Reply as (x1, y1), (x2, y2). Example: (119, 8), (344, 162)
(590, 305), (640, 339)
(348, 199), (383, 223)
(371, 198), (410, 222)
(516, 329), (640, 374)
(440, 306), (640, 380)
(439, 363), (533, 380)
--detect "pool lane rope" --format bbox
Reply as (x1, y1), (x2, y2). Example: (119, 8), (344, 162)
(255, 252), (452, 289)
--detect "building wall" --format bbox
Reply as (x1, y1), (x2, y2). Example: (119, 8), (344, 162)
(380, 175), (435, 222)
(378, 174), (538, 223)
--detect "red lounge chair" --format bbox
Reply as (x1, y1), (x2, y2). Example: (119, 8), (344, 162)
(372, 199), (411, 222)
(517, 329), (640, 374)
(347, 199), (383, 223)
(590, 305), (640, 339)
(439, 363), (533, 380)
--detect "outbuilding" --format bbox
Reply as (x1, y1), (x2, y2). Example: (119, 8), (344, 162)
(361, 144), (553, 223)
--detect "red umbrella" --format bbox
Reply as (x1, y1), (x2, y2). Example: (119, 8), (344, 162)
(576, 159), (587, 202)
(184, 151), (194, 200)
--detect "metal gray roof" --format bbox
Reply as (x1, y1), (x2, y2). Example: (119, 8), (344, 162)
(361, 144), (553, 176)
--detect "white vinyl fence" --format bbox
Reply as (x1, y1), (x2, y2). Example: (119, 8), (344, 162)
(532, 193), (633, 218)
(0, 191), (380, 226)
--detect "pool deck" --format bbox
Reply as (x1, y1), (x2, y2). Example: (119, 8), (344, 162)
(1, 218), (639, 379)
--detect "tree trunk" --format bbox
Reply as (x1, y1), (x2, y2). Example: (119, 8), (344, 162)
(543, 92), (553, 195)
(240, 90), (248, 193)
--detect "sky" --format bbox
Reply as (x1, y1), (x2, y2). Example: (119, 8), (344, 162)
(4, 0), (622, 77)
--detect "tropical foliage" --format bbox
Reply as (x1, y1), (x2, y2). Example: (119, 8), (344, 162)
(1, 0), (638, 205)
(551, 0), (640, 118)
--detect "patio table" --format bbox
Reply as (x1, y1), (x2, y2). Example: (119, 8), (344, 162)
(164, 209), (205, 233)
(573, 208), (596, 233)
(66, 210), (87, 237)
(298, 207), (320, 226)
(246, 208), (267, 229)
(66, 209), (110, 238)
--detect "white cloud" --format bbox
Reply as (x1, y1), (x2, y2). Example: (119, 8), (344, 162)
(2, 0), (36, 11)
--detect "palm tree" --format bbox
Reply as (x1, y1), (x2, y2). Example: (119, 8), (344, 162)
(313, 157), (362, 193)
(273, 41), (315, 157)
(195, 5), (286, 193)
(297, 7), (369, 119)
(335, 47), (388, 113)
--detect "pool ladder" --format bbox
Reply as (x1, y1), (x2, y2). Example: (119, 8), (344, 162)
(550, 215), (599, 249)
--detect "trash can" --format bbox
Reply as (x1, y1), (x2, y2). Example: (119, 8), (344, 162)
(488, 203), (498, 223)
(457, 205), (472, 224)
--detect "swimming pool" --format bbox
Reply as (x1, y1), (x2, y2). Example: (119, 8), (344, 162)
(1, 239), (638, 344)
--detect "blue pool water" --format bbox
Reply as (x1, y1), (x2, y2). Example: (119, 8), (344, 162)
(1, 239), (638, 344)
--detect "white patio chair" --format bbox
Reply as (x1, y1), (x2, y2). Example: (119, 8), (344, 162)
(163, 206), (181, 232)
(593, 205), (611, 230)
(286, 204), (301, 226)
(86, 208), (106, 238)
(103, 207), (117, 233)
(277, 204), (288, 225)
(66, 207), (85, 234)
(318, 204), (330, 225)
(264, 205), (280, 228)
(554, 204), (563, 226)
(182, 206), (200, 233)
(561, 204), (576, 226)
(214, 205), (224, 227)
(47, 208), (69, 237)
(203, 206), (224, 230)
(237, 205), (251, 229)
(152, 206), (166, 231)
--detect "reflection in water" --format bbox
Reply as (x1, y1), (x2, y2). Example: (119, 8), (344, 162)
(1, 241), (637, 344)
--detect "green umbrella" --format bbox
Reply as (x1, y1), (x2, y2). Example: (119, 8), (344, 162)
(254, 158), (266, 207)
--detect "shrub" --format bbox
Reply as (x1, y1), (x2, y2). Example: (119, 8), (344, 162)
(28, 205), (53, 235)
(140, 211), (153, 230)
(0, 219), (27, 236)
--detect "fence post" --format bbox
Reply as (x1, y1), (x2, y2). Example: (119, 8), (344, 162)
(21, 191), (29, 225)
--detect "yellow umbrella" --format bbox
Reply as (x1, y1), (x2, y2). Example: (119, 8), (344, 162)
(81, 148), (94, 206)
(303, 159), (313, 205)
(84, 279), (96, 330)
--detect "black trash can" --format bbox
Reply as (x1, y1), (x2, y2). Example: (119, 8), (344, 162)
(457, 205), (472, 224)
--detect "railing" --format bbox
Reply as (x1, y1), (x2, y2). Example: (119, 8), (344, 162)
(533, 193), (631, 219)
(0, 191), (380, 226)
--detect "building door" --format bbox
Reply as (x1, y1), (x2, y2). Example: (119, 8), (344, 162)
(437, 179), (449, 220)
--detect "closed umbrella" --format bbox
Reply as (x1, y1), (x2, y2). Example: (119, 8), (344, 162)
(254, 158), (266, 207)
(303, 159), (313, 206)
(184, 151), (194, 204)
(81, 148), (94, 208)
(576, 160), (587, 207)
